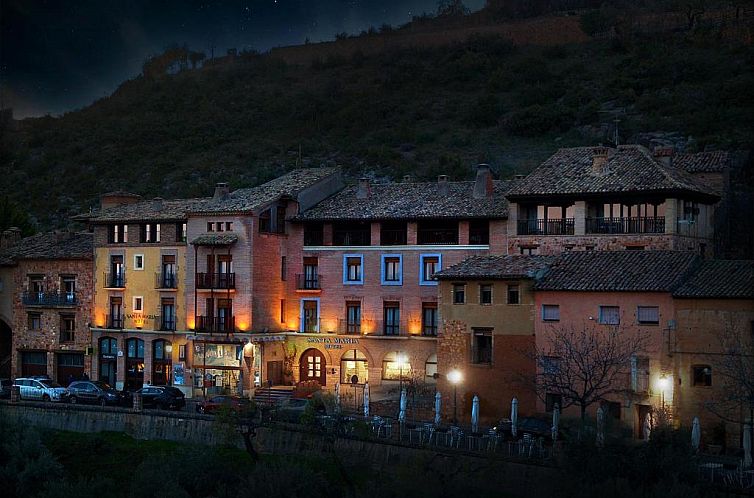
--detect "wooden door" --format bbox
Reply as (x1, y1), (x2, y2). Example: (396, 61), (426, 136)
(266, 360), (283, 386)
(299, 348), (326, 386)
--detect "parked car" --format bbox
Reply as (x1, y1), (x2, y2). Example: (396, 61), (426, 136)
(0, 378), (11, 399)
(13, 377), (67, 402)
(66, 380), (130, 406)
(138, 386), (185, 410)
(196, 395), (252, 414)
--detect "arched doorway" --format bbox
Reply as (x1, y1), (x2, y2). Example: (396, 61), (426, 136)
(125, 338), (144, 390)
(152, 339), (172, 385)
(340, 349), (368, 384)
(299, 348), (326, 386)
(99, 337), (118, 385)
(0, 318), (12, 378)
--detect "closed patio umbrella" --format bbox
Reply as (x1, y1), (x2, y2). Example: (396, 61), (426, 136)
(691, 417), (701, 452)
(596, 406), (605, 447)
(511, 397), (518, 438)
(471, 395), (480, 433)
(398, 388), (407, 423)
(643, 413), (652, 442)
(744, 422), (752, 468)
(551, 404), (560, 442)
(363, 382), (370, 417)
(334, 382), (341, 414)
(434, 391), (442, 426)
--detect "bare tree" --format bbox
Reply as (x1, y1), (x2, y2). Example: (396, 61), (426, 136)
(704, 320), (754, 440)
(534, 323), (648, 420)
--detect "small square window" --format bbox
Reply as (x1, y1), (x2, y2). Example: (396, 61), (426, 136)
(28, 313), (42, 330)
(471, 328), (493, 364)
(637, 306), (659, 325)
(479, 284), (492, 305)
(226, 222), (233, 231)
(453, 284), (465, 304)
(207, 222), (214, 232)
(216, 222), (224, 232)
(381, 255), (402, 285)
(420, 254), (441, 285)
(507, 284), (520, 304)
(542, 304), (560, 321)
(133, 296), (143, 312)
(133, 254), (144, 270)
(692, 365), (712, 387)
(599, 306), (620, 325)
(60, 315), (75, 343)
(541, 356), (560, 375)
(344, 255), (363, 284)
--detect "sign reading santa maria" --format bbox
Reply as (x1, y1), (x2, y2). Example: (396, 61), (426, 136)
(306, 337), (360, 350)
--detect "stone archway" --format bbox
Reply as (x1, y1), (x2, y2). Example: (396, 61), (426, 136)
(0, 317), (11, 378)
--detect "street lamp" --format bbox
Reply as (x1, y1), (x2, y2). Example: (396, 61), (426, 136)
(447, 369), (462, 425)
(657, 374), (670, 408)
(397, 353), (408, 394)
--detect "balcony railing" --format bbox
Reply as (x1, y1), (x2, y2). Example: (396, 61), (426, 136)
(195, 272), (235, 289)
(22, 291), (77, 306)
(333, 230), (371, 246)
(337, 319), (361, 335)
(380, 229), (407, 246)
(195, 315), (235, 333)
(156, 316), (176, 331)
(155, 272), (178, 289)
(586, 216), (665, 234)
(417, 229), (458, 245)
(303, 230), (324, 246)
(106, 314), (124, 329)
(296, 274), (321, 290)
(104, 272), (126, 288)
(517, 218), (574, 236)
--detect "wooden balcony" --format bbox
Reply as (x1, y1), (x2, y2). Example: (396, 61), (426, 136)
(517, 218), (575, 236)
(195, 272), (235, 290)
(586, 216), (665, 234)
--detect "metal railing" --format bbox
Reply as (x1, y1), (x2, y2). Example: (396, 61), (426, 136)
(586, 216), (665, 234)
(195, 315), (235, 333)
(304, 231), (324, 246)
(22, 291), (77, 306)
(333, 230), (371, 246)
(417, 229), (458, 245)
(155, 272), (178, 289)
(296, 273), (321, 290)
(106, 314), (124, 329)
(157, 316), (176, 331)
(338, 319), (361, 335)
(517, 218), (574, 236)
(380, 229), (407, 246)
(195, 272), (235, 289)
(104, 272), (126, 288)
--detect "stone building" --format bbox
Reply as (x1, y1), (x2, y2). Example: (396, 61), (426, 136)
(0, 231), (93, 383)
(434, 255), (554, 424)
(505, 145), (720, 256)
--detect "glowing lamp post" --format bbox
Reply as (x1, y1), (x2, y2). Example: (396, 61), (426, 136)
(657, 374), (670, 408)
(397, 353), (408, 394)
(447, 369), (462, 425)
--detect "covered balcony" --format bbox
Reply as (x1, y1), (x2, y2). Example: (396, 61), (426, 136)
(22, 291), (77, 307)
(195, 272), (235, 290)
(516, 204), (575, 236)
(586, 201), (666, 234)
(194, 315), (235, 333)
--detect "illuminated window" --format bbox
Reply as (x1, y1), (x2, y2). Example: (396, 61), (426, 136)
(382, 351), (411, 380)
(340, 349), (368, 384)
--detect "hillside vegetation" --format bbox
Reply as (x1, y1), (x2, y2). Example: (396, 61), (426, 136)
(1, 9), (752, 229)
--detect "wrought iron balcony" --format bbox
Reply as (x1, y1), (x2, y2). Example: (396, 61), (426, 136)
(417, 228), (459, 245)
(337, 319), (361, 335)
(380, 229), (407, 246)
(195, 272), (235, 289)
(586, 216), (665, 234)
(296, 273), (321, 290)
(194, 315), (235, 333)
(157, 316), (176, 331)
(22, 291), (77, 307)
(106, 314), (124, 329)
(104, 272), (126, 288)
(517, 218), (575, 236)
(155, 272), (178, 289)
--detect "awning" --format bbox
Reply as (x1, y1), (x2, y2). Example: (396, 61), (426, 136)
(190, 233), (239, 246)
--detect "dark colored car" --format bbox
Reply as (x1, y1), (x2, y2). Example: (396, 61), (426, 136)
(66, 380), (130, 406)
(196, 395), (252, 414)
(0, 378), (11, 399)
(138, 386), (186, 410)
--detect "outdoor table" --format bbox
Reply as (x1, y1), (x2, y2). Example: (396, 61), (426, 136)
(699, 462), (724, 482)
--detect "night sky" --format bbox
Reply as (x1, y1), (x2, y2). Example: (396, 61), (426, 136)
(1, 0), (484, 118)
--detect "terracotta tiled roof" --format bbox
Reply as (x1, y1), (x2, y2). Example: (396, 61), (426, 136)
(0, 231), (93, 265)
(77, 198), (208, 223)
(505, 145), (719, 200)
(435, 255), (555, 280)
(674, 151), (730, 173)
(190, 233), (239, 246)
(673, 260), (754, 299)
(192, 168), (339, 214)
(534, 250), (699, 292)
(296, 180), (510, 221)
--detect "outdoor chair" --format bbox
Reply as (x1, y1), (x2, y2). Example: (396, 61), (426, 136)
(484, 428), (501, 452)
(445, 426), (464, 448)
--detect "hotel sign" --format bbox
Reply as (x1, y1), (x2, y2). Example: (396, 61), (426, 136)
(306, 337), (359, 350)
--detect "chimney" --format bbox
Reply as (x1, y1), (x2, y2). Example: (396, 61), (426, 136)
(402, 175), (412, 183)
(356, 178), (371, 199)
(473, 164), (494, 198)
(437, 175), (449, 196)
(100, 191), (141, 210)
(213, 182), (230, 200)
(1, 227), (22, 249)
(152, 197), (164, 210)
(653, 146), (674, 167)
(592, 147), (610, 173)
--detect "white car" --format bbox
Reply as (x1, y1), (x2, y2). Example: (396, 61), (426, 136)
(13, 377), (67, 402)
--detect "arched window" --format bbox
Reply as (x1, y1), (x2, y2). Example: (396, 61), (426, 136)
(340, 349), (368, 384)
(126, 338), (144, 358)
(382, 351), (411, 380)
(425, 353), (438, 382)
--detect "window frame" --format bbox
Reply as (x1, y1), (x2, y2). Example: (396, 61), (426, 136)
(342, 254), (364, 285)
(133, 296), (144, 312)
(599, 306), (621, 325)
(542, 304), (560, 322)
(471, 327), (493, 365)
(419, 253), (442, 286)
(637, 306), (660, 325)
(28, 312), (42, 331)
(452, 283), (466, 304)
(692, 365), (712, 387)
(479, 283), (493, 305)
(133, 254), (145, 271)
(421, 302), (438, 336)
(380, 254), (403, 286)
(507, 284), (520, 305)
